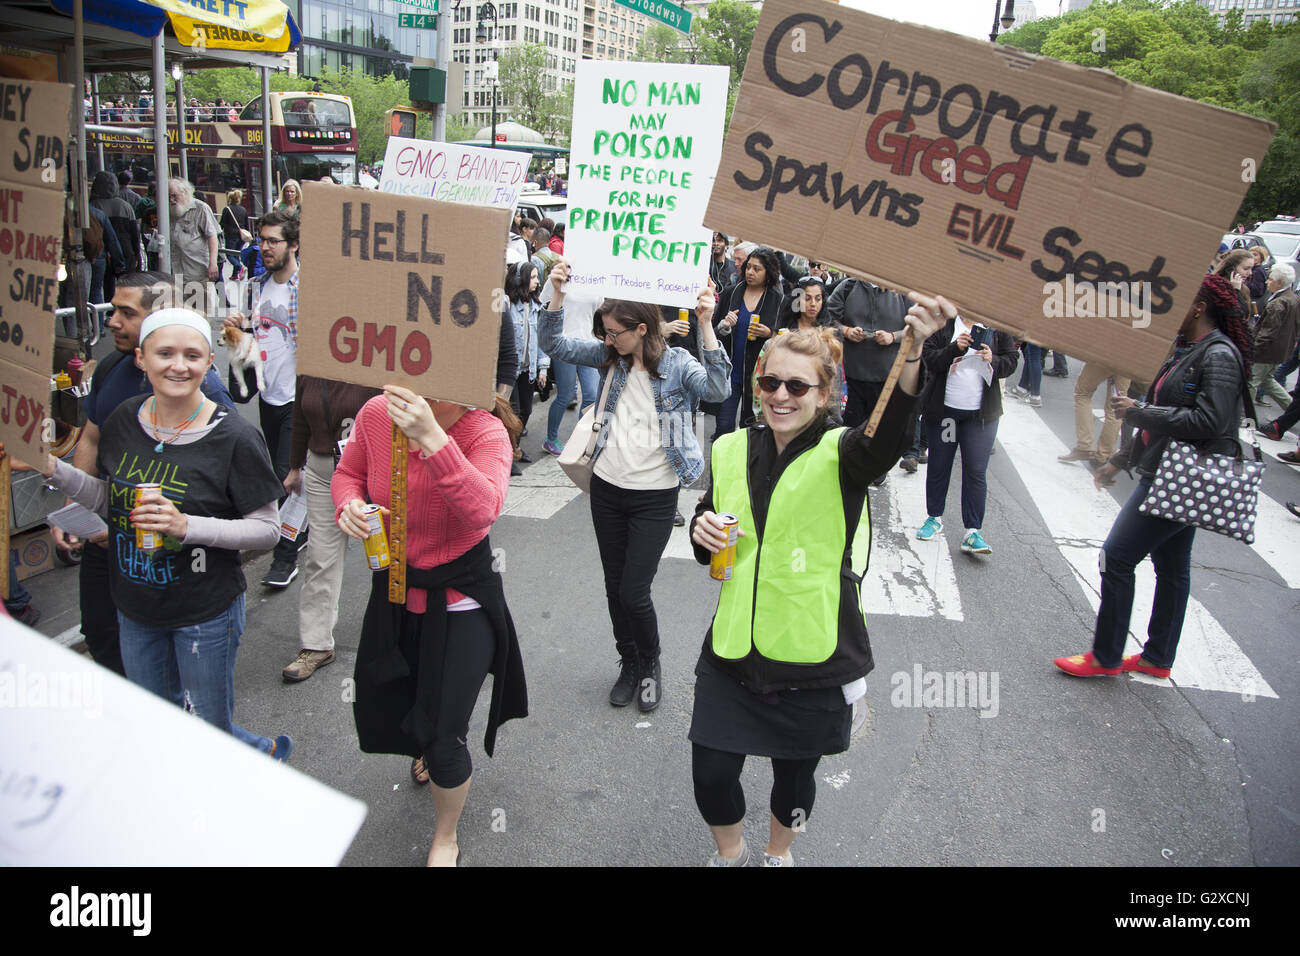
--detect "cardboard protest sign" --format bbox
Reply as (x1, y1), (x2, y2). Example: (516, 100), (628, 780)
(565, 61), (729, 308)
(0, 359), (51, 467)
(296, 182), (510, 409)
(0, 79), (69, 191)
(705, 0), (1275, 383)
(0, 183), (62, 374)
(379, 137), (532, 208)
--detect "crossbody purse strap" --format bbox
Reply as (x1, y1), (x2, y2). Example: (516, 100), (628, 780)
(584, 365), (617, 458)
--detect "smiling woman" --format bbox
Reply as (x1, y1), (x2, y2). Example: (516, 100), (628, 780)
(24, 308), (291, 760)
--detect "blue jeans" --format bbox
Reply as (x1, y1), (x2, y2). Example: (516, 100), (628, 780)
(924, 406), (998, 530)
(715, 382), (742, 437)
(905, 414), (927, 459)
(1018, 344), (1043, 395)
(117, 593), (272, 753)
(1092, 478), (1195, 670)
(1273, 347), (1298, 387)
(546, 358), (600, 443)
(4, 559), (33, 616)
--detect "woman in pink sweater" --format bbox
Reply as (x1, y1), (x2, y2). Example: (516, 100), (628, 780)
(333, 385), (527, 867)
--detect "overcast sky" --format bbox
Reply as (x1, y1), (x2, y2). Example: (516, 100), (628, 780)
(837, 0), (1064, 42)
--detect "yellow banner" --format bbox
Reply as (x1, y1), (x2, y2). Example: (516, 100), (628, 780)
(171, 14), (291, 52)
(148, 0), (288, 40)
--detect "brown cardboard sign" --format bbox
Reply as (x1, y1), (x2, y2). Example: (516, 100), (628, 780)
(0, 79), (70, 191)
(0, 357), (50, 467)
(296, 182), (511, 409)
(0, 180), (61, 376)
(705, 0), (1276, 383)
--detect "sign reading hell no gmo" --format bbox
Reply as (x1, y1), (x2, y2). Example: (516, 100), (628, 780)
(296, 182), (511, 410)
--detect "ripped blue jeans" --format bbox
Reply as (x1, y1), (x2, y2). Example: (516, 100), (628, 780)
(117, 593), (272, 753)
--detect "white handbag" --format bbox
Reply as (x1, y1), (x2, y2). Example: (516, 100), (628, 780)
(557, 366), (615, 493)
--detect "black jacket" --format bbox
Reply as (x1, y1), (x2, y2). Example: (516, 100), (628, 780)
(709, 255), (737, 293)
(1112, 330), (1247, 479)
(919, 319), (1020, 424)
(824, 278), (909, 382)
(690, 380), (924, 693)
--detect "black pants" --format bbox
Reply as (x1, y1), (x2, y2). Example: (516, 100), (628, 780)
(259, 397), (304, 564)
(401, 608), (496, 789)
(588, 473), (677, 660)
(691, 744), (820, 829)
(79, 541), (126, 676)
(1271, 386), (1300, 434)
(512, 371), (534, 430)
(843, 378), (885, 430)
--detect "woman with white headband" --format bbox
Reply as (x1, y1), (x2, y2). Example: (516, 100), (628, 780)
(23, 308), (294, 759)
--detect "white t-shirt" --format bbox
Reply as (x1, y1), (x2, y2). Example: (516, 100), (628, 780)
(541, 282), (603, 339)
(594, 368), (679, 490)
(251, 275), (297, 406)
(943, 317), (988, 412)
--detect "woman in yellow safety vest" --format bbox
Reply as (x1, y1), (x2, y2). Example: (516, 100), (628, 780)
(688, 293), (949, 867)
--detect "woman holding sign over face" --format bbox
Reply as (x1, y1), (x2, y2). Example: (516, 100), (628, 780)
(689, 294), (948, 866)
(539, 259), (732, 714)
(332, 383), (527, 868)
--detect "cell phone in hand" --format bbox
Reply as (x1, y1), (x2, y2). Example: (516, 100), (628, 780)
(969, 325), (991, 350)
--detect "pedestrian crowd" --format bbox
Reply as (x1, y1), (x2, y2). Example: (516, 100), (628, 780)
(7, 191), (1300, 867)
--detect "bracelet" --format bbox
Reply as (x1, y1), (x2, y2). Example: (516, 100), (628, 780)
(905, 356), (921, 363)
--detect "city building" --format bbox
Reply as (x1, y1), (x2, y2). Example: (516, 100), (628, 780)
(1198, 0), (1298, 27)
(296, 0), (442, 79)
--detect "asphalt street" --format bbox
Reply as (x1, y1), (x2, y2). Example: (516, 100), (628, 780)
(17, 342), (1300, 867)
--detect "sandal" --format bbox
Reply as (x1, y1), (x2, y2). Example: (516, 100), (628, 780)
(410, 756), (430, 786)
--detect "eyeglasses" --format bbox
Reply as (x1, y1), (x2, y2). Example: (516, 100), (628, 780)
(260, 236), (288, 247)
(757, 375), (817, 397)
(602, 326), (636, 342)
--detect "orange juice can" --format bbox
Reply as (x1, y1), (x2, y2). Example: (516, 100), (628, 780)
(361, 504), (391, 570)
(134, 483), (162, 551)
(709, 514), (739, 581)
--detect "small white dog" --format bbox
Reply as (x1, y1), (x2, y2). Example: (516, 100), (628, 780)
(221, 325), (266, 400)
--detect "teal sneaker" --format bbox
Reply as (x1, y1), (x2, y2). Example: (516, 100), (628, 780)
(916, 517), (943, 540)
(961, 530), (992, 554)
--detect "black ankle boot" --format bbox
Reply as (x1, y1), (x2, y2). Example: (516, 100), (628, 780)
(637, 653), (662, 712)
(610, 652), (640, 707)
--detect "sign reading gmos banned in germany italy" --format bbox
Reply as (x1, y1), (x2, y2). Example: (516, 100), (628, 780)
(705, 0), (1275, 383)
(296, 182), (511, 409)
(378, 136), (531, 209)
(565, 61), (728, 309)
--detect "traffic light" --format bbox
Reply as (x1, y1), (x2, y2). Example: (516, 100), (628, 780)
(388, 107), (417, 138)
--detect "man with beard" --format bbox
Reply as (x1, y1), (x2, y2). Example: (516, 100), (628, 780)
(167, 178), (219, 314)
(222, 209), (304, 588)
(51, 272), (235, 674)
(708, 232), (737, 293)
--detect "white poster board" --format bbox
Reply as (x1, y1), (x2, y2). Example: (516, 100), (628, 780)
(564, 61), (728, 308)
(0, 614), (367, 865)
(379, 136), (532, 208)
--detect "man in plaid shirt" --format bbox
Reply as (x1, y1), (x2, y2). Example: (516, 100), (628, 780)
(222, 208), (304, 588)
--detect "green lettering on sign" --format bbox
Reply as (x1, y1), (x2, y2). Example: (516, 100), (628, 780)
(612, 0), (690, 34)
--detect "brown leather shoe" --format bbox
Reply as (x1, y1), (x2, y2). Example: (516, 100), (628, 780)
(1278, 451), (1300, 464)
(283, 649), (336, 682)
(1058, 447), (1094, 462)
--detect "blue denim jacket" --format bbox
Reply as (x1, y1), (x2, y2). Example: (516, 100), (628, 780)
(509, 299), (549, 381)
(539, 307), (732, 486)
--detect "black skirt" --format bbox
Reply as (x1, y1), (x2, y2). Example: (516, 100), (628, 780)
(688, 653), (851, 760)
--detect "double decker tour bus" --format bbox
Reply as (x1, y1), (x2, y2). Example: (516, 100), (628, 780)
(87, 90), (358, 217)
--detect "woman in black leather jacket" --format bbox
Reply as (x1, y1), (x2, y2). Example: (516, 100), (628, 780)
(1056, 274), (1252, 679)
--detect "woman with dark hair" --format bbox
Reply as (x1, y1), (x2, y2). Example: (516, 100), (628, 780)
(539, 260), (731, 713)
(1216, 249), (1256, 320)
(505, 261), (548, 448)
(715, 245), (783, 434)
(1056, 273), (1252, 679)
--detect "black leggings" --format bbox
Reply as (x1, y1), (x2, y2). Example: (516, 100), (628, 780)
(402, 608), (496, 789)
(691, 744), (821, 829)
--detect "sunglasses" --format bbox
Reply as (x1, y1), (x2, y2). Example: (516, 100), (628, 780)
(757, 375), (818, 397)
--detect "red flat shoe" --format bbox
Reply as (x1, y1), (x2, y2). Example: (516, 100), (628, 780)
(1122, 654), (1171, 679)
(1054, 652), (1122, 677)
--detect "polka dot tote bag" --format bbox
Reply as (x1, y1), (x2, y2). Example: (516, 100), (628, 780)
(1139, 434), (1264, 544)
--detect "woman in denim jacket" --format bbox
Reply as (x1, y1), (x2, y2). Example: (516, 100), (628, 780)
(539, 260), (731, 714)
(506, 262), (549, 451)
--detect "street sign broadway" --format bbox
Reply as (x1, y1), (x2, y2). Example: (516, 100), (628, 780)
(614, 0), (691, 34)
(396, 0), (440, 14)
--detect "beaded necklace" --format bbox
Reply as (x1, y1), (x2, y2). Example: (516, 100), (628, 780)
(148, 396), (206, 452)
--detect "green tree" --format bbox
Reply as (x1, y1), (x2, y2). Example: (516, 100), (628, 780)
(498, 42), (572, 144)
(635, 23), (693, 63)
(696, 0), (759, 90)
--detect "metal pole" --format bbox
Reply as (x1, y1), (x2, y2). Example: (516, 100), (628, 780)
(261, 67), (272, 215)
(70, 0), (89, 341)
(90, 73), (104, 173)
(175, 71), (188, 181)
(433, 8), (451, 141)
(491, 79), (497, 150)
(153, 33), (170, 273)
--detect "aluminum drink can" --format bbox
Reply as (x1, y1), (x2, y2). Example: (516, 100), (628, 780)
(134, 483), (163, 551)
(709, 513), (739, 581)
(362, 504), (391, 570)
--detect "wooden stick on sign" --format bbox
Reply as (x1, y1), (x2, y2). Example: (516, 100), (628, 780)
(0, 453), (9, 602)
(388, 423), (408, 604)
(863, 328), (916, 439)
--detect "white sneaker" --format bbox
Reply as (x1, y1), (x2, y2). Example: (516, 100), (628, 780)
(762, 851), (795, 866)
(708, 840), (750, 867)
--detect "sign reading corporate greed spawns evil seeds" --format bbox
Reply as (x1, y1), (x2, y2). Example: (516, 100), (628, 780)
(564, 61), (728, 309)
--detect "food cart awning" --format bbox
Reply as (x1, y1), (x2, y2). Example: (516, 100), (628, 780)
(49, 0), (302, 53)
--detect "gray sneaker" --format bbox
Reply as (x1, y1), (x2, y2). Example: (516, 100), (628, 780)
(708, 840), (751, 867)
(763, 851), (795, 866)
(283, 649), (336, 682)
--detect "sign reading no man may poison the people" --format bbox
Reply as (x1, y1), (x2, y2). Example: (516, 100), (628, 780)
(564, 61), (728, 309)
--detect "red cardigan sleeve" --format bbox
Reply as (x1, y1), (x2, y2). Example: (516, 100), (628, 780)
(414, 411), (512, 527)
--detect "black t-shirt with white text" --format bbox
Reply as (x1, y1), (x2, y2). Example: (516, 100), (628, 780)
(97, 396), (282, 627)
